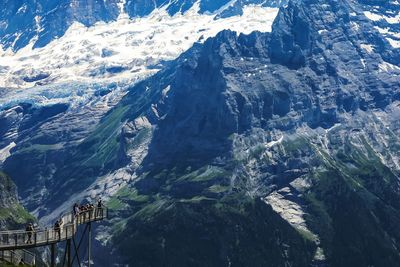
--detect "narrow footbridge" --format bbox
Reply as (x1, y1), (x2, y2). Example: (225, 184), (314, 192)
(0, 207), (108, 266)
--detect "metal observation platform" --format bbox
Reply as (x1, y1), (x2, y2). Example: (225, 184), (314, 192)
(0, 207), (108, 266)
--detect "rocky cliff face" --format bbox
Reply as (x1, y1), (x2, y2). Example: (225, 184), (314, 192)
(0, 0), (120, 50)
(107, 0), (400, 265)
(0, 0), (400, 266)
(0, 171), (33, 229)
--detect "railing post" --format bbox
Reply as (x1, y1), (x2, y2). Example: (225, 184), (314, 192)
(34, 230), (37, 245)
(46, 228), (49, 243)
(14, 233), (17, 247)
(88, 222), (92, 267)
(67, 239), (71, 267)
(50, 243), (56, 267)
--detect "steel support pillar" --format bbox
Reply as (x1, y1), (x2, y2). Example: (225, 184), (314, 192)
(51, 243), (56, 267)
(67, 239), (71, 267)
(88, 222), (92, 267)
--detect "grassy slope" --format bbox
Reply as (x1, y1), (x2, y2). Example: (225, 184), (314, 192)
(107, 163), (315, 267)
(0, 172), (34, 228)
(302, 137), (400, 267)
(112, 193), (315, 267)
(105, 129), (400, 267)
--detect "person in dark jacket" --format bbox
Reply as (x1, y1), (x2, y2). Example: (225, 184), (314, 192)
(25, 223), (34, 244)
(54, 220), (61, 240)
(73, 203), (80, 223)
(97, 198), (103, 217)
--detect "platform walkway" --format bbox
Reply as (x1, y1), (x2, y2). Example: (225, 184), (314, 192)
(0, 249), (36, 266)
(0, 207), (107, 266)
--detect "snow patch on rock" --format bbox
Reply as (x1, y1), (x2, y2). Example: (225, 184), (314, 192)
(265, 136), (283, 148)
(0, 142), (16, 163)
(379, 61), (400, 72)
(387, 38), (400, 48)
(360, 44), (374, 53)
(364, 11), (400, 24)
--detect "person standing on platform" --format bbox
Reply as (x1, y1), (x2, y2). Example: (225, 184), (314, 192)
(54, 220), (61, 240)
(73, 203), (80, 223)
(97, 198), (103, 217)
(25, 223), (34, 244)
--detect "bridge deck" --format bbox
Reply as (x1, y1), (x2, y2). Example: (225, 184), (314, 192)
(0, 249), (35, 266)
(0, 207), (107, 251)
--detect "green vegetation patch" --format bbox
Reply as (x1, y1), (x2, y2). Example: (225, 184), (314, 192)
(107, 186), (150, 211)
(0, 205), (34, 225)
(207, 184), (230, 193)
(112, 193), (315, 267)
(0, 262), (29, 267)
(17, 143), (64, 154)
(282, 136), (310, 153)
(179, 196), (216, 203)
(0, 172), (35, 227)
(302, 140), (400, 266)
(176, 166), (229, 183)
(79, 105), (129, 167)
(133, 199), (170, 220)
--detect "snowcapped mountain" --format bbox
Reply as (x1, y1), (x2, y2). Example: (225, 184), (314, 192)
(0, 0), (286, 52)
(0, 0), (400, 266)
(0, 0), (282, 89)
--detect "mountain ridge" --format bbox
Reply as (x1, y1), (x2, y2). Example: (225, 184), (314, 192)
(0, 0), (286, 52)
(0, 1), (281, 88)
(0, 0), (399, 266)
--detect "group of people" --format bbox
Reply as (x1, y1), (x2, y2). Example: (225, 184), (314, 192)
(73, 198), (103, 223)
(24, 198), (104, 244)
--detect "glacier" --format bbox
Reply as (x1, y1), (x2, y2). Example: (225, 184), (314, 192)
(0, 3), (279, 91)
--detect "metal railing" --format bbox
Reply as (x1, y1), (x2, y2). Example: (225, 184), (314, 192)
(0, 249), (36, 266)
(0, 207), (107, 251)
